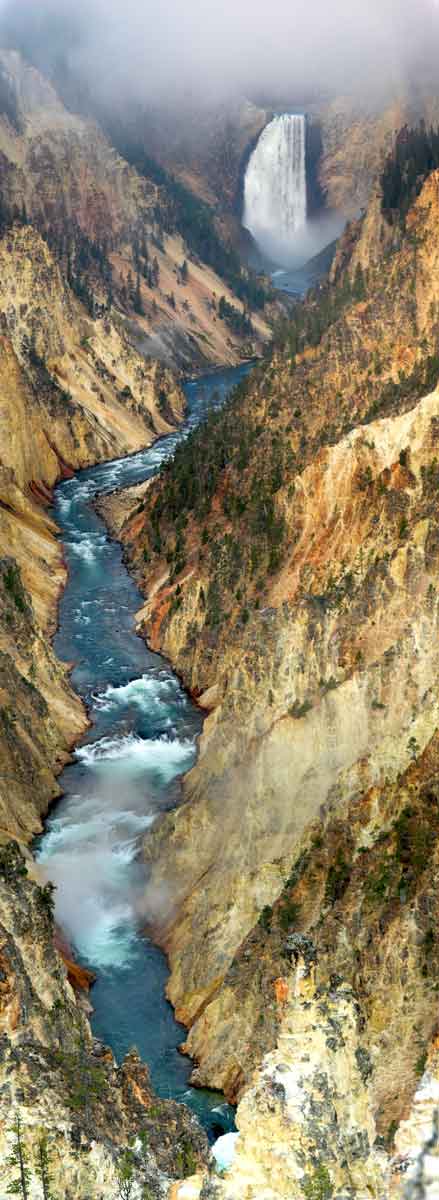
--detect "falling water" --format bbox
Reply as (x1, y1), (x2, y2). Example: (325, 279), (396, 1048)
(243, 113), (307, 265)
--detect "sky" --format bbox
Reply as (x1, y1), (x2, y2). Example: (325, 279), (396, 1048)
(0, 0), (438, 112)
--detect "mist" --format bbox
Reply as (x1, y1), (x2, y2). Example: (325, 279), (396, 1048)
(1, 0), (438, 116)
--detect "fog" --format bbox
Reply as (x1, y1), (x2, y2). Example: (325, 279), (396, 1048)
(1, 0), (438, 114)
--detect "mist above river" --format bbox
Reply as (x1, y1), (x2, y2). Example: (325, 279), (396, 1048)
(250, 209), (346, 271)
(34, 364), (251, 1132)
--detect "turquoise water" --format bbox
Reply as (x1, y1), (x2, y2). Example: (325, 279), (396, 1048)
(36, 363), (252, 1139)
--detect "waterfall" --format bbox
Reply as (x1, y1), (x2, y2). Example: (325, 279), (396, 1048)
(243, 114), (307, 265)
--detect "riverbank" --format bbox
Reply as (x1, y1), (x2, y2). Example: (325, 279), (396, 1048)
(35, 363), (252, 1139)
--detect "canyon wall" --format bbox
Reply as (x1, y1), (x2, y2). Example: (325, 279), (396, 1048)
(0, 842), (209, 1198)
(142, 91), (439, 237)
(2, 50), (439, 1195)
(0, 220), (184, 842)
(105, 168), (439, 1196)
(0, 81), (217, 1193)
(0, 50), (272, 372)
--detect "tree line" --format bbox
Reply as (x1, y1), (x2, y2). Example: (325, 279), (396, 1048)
(381, 122), (439, 220)
(110, 136), (272, 313)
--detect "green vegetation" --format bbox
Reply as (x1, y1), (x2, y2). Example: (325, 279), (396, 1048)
(35, 1136), (55, 1200)
(289, 700), (313, 719)
(3, 1118), (60, 1200)
(415, 1047), (428, 1078)
(272, 266), (362, 360)
(0, 842), (27, 883)
(175, 1136), (198, 1178)
(279, 899), (301, 931)
(285, 851), (310, 890)
(59, 223), (113, 315)
(302, 1164), (333, 1200)
(1, 1115), (156, 1200)
(394, 806), (436, 880)
(116, 1149), (136, 1200)
(365, 353), (439, 424)
(146, 374), (288, 621)
(54, 1026), (106, 1116)
(355, 1047), (373, 1084)
(3, 562), (27, 614)
(140, 140), (439, 634)
(365, 861), (395, 904)
(4, 1114), (32, 1199)
(37, 882), (56, 923)
(218, 294), (253, 338)
(386, 1119), (398, 1148)
(113, 138), (271, 311)
(258, 905), (273, 932)
(364, 800), (439, 914)
(325, 849), (351, 905)
(381, 123), (439, 221)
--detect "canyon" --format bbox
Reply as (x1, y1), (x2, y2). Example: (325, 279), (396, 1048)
(0, 49), (274, 1197)
(103, 161), (439, 1197)
(1, 34), (439, 1200)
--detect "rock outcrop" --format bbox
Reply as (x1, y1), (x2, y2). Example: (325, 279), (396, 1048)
(0, 841), (209, 1198)
(0, 50), (272, 371)
(102, 167), (439, 1194)
(0, 219), (185, 841)
(0, 169), (212, 1198)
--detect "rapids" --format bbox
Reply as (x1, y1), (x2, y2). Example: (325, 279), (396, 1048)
(36, 363), (252, 1139)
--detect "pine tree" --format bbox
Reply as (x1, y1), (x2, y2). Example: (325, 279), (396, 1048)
(353, 262), (366, 301)
(35, 1135), (55, 1200)
(180, 259), (188, 284)
(116, 1150), (135, 1200)
(134, 270), (144, 315)
(151, 256), (160, 288)
(5, 1113), (32, 1199)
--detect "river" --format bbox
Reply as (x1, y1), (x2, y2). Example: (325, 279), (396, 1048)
(35, 362), (252, 1140)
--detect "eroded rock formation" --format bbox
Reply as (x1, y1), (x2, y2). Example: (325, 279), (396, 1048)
(0, 50), (272, 371)
(0, 842), (209, 1197)
(103, 167), (439, 1196)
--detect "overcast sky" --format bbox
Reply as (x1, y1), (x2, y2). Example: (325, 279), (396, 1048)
(1, 0), (438, 110)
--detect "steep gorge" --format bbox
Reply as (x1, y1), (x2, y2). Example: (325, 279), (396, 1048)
(103, 165), (439, 1197)
(3, 51), (439, 1193)
(0, 50), (273, 373)
(0, 218), (185, 843)
(0, 49), (286, 1196)
(0, 68), (232, 1199)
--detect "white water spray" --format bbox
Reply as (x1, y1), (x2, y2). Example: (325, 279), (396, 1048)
(243, 113), (307, 265)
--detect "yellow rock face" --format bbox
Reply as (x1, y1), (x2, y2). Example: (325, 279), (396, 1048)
(0, 845), (209, 1198)
(0, 49), (272, 372)
(103, 169), (439, 1195)
(0, 220), (184, 839)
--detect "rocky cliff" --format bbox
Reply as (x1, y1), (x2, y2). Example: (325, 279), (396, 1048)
(0, 218), (184, 842)
(102, 166), (439, 1196)
(0, 150), (213, 1199)
(0, 841), (209, 1198)
(135, 91), (439, 238)
(0, 50), (272, 372)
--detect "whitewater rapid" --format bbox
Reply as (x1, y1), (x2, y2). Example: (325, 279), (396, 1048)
(36, 363), (252, 1135)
